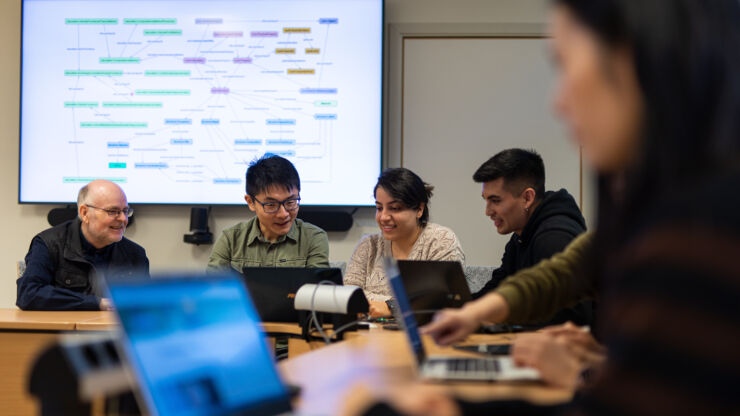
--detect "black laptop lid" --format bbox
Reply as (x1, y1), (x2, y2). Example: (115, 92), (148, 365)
(395, 260), (471, 325)
(241, 267), (343, 322)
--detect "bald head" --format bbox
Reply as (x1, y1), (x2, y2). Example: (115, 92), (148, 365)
(77, 180), (127, 211)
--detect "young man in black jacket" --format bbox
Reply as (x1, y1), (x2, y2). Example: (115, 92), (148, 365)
(472, 148), (592, 326)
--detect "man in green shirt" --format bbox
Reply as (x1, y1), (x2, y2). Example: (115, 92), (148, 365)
(207, 155), (330, 272)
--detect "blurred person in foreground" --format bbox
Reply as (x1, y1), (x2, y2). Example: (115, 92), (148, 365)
(354, 0), (740, 415)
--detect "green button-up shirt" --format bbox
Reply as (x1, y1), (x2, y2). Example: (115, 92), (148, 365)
(206, 217), (329, 273)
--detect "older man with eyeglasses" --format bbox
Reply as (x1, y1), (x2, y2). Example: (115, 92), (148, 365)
(207, 154), (329, 273)
(16, 179), (149, 310)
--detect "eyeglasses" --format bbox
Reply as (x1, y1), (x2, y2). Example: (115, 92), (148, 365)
(86, 205), (134, 218)
(252, 197), (300, 213)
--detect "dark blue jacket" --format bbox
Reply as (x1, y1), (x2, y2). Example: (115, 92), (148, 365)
(16, 218), (149, 310)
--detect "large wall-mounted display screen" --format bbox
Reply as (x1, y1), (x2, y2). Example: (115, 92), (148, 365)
(20, 0), (383, 205)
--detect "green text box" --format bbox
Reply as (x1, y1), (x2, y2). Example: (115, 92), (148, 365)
(100, 57), (140, 63)
(65, 70), (123, 76)
(145, 70), (190, 76)
(63, 177), (127, 183)
(124, 18), (176, 24)
(66, 18), (118, 24)
(314, 100), (338, 107)
(108, 163), (127, 168)
(80, 122), (147, 128)
(102, 102), (162, 108)
(64, 102), (98, 108)
(143, 29), (182, 35)
(135, 89), (190, 95)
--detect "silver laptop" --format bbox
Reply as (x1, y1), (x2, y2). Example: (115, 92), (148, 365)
(384, 258), (539, 382)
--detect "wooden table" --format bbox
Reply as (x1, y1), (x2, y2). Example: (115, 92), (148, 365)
(0, 309), (113, 416)
(0, 309), (355, 415)
(279, 330), (573, 415)
(262, 321), (365, 358)
(4, 309), (348, 354)
(63, 312), (353, 357)
(1, 309), (570, 416)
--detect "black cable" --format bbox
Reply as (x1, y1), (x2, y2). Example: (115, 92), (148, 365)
(330, 319), (364, 341)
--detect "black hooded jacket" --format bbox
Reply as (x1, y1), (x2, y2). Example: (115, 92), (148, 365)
(473, 189), (593, 326)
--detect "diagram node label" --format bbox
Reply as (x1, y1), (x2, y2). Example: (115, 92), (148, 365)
(283, 27), (310, 33)
(66, 18), (118, 24)
(287, 69), (315, 74)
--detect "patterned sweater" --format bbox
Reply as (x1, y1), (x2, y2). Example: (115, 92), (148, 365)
(344, 223), (465, 301)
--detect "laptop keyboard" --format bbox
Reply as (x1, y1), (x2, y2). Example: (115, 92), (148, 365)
(445, 358), (500, 373)
(422, 356), (540, 381)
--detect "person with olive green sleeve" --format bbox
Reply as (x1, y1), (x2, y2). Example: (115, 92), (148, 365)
(207, 155), (329, 273)
(495, 231), (594, 324)
(423, 231), (594, 345)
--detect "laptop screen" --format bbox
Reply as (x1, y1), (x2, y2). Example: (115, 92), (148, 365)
(395, 260), (471, 325)
(241, 267), (343, 322)
(384, 258), (426, 363)
(108, 276), (290, 416)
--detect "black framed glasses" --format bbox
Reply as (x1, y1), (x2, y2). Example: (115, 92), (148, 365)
(252, 197), (301, 213)
(86, 205), (134, 218)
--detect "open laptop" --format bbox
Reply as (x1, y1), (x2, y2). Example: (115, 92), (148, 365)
(395, 260), (472, 325)
(385, 258), (539, 382)
(106, 274), (293, 416)
(241, 267), (343, 322)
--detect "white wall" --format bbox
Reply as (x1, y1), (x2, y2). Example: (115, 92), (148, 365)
(402, 37), (582, 268)
(386, 0), (547, 23)
(0, 0), (566, 308)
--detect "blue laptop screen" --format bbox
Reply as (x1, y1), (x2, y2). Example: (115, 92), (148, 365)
(385, 260), (426, 362)
(109, 277), (289, 416)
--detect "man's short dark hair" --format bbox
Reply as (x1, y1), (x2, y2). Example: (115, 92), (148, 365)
(473, 149), (545, 199)
(246, 154), (301, 196)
